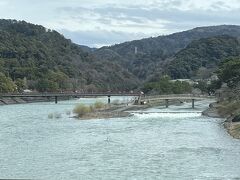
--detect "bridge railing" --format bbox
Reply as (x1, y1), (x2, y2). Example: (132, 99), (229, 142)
(141, 94), (214, 100)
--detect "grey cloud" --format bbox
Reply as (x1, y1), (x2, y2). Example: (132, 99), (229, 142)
(56, 4), (240, 47)
(58, 5), (240, 25)
(2, 0), (240, 48)
(210, 1), (231, 10)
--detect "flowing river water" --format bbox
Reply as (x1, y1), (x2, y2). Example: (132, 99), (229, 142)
(0, 97), (240, 179)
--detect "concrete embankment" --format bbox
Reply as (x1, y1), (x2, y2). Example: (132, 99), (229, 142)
(0, 96), (72, 105)
(0, 97), (26, 105)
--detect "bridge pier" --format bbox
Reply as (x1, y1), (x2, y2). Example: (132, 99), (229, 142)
(192, 99), (195, 109)
(108, 96), (111, 104)
(55, 96), (58, 104)
(165, 99), (169, 108)
(137, 95), (141, 105)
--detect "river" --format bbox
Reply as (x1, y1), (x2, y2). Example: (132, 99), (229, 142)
(0, 97), (240, 179)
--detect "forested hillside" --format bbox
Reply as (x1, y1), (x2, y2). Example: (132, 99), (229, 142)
(0, 19), (139, 92)
(167, 35), (240, 79)
(95, 25), (240, 81)
(1, 19), (240, 93)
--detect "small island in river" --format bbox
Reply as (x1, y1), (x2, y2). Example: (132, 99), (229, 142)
(72, 101), (153, 120)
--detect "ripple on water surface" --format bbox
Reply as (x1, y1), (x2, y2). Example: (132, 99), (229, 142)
(0, 99), (240, 179)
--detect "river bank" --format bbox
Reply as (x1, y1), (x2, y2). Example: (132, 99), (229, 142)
(203, 101), (240, 139)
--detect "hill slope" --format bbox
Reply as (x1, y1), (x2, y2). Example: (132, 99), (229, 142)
(167, 35), (240, 79)
(1, 20), (240, 93)
(0, 19), (139, 92)
(95, 25), (240, 80)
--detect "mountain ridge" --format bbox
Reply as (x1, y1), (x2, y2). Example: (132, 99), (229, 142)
(94, 24), (240, 81)
(0, 19), (139, 92)
(1, 19), (240, 93)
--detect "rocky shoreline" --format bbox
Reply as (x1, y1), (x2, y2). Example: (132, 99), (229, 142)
(202, 102), (240, 139)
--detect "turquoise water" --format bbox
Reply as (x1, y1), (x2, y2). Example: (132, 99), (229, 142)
(0, 98), (240, 179)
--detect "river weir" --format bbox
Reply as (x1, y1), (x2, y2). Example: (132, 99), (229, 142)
(0, 97), (240, 179)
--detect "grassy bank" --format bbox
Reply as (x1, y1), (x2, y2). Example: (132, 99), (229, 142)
(218, 100), (240, 139)
(217, 100), (240, 117)
(204, 100), (240, 139)
(73, 101), (132, 120)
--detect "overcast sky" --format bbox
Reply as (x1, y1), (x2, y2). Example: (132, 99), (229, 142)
(0, 0), (240, 47)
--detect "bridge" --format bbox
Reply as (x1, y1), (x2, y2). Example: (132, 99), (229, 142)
(140, 94), (214, 108)
(0, 92), (141, 104)
(0, 93), (214, 108)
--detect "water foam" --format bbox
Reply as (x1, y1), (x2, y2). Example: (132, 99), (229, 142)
(132, 111), (202, 119)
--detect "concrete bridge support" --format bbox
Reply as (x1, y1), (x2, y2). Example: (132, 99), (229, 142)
(165, 99), (169, 108)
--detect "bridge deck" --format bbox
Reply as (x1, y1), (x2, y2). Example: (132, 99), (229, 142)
(0, 93), (140, 98)
(128, 111), (202, 114)
(141, 95), (214, 101)
(142, 97), (211, 101)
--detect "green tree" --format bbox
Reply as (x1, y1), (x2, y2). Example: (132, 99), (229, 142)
(172, 81), (192, 94)
(207, 80), (222, 94)
(193, 81), (208, 93)
(0, 72), (16, 93)
(47, 70), (70, 90)
(217, 57), (240, 88)
(142, 76), (192, 94)
(37, 79), (58, 92)
(15, 78), (27, 92)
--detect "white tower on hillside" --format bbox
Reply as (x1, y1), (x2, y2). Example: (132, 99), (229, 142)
(134, 47), (138, 55)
